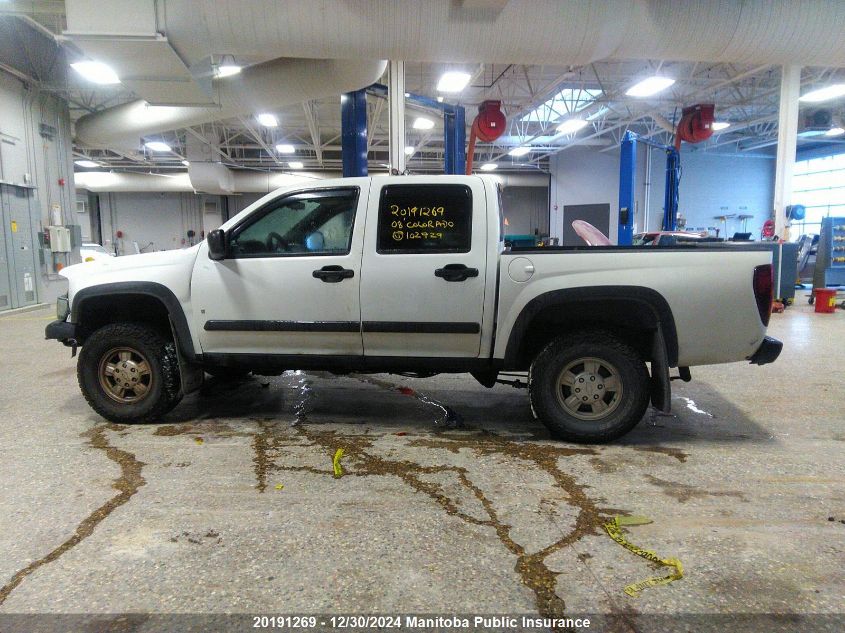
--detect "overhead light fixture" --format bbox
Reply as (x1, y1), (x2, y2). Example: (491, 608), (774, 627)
(825, 126), (845, 137)
(70, 61), (120, 85)
(256, 113), (278, 127)
(404, 92), (410, 98)
(556, 119), (589, 135)
(413, 117), (434, 130)
(145, 141), (172, 152)
(480, 163), (497, 171)
(626, 76), (675, 97)
(275, 143), (295, 154)
(288, 161), (304, 169)
(404, 146), (415, 155)
(509, 146), (531, 157)
(437, 96), (444, 103)
(74, 159), (100, 168)
(437, 71), (471, 93)
(712, 122), (731, 131)
(182, 160), (190, 166)
(214, 55), (241, 78)
(799, 84), (845, 103)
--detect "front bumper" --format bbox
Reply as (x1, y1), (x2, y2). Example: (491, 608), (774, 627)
(45, 319), (78, 346)
(748, 335), (783, 365)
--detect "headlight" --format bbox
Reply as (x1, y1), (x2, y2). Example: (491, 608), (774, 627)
(57, 294), (70, 320)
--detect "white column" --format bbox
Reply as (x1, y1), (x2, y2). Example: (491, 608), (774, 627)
(773, 65), (801, 239)
(387, 60), (406, 174)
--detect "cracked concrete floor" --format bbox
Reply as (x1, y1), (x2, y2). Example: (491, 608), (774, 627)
(0, 303), (843, 631)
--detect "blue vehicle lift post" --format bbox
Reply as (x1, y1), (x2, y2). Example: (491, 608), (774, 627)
(341, 88), (368, 177)
(367, 83), (466, 174)
(617, 130), (680, 245)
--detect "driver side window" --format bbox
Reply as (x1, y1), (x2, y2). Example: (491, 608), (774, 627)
(229, 188), (359, 258)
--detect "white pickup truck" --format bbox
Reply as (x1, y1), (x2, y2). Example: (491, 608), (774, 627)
(47, 175), (781, 442)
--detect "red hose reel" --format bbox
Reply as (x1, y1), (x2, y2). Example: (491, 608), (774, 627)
(674, 103), (715, 150)
(465, 100), (506, 174)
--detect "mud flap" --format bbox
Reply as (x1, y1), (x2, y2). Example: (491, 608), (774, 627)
(650, 326), (671, 413)
(170, 318), (204, 395)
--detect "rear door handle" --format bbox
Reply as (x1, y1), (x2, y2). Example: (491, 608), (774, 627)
(313, 265), (355, 283)
(434, 263), (479, 282)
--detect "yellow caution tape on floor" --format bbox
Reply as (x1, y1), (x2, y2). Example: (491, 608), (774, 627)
(332, 448), (345, 478)
(603, 515), (684, 597)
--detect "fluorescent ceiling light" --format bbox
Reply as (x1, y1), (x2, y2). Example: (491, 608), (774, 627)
(74, 159), (100, 168)
(182, 160), (190, 166)
(825, 127), (845, 137)
(437, 71), (471, 93)
(214, 64), (241, 78)
(275, 143), (295, 154)
(799, 84), (845, 103)
(70, 61), (120, 85)
(712, 122), (731, 131)
(413, 117), (434, 130)
(480, 163), (497, 171)
(556, 119), (589, 135)
(256, 113), (278, 127)
(145, 141), (171, 152)
(437, 96), (444, 103)
(626, 76), (675, 97)
(509, 146), (531, 157)
(404, 146), (415, 155)
(288, 161), (304, 169)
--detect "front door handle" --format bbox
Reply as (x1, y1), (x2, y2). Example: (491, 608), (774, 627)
(313, 265), (355, 283)
(434, 263), (479, 282)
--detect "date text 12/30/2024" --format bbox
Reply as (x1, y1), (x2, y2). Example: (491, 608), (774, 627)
(252, 615), (592, 629)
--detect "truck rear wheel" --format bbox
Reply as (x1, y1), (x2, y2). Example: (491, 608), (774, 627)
(77, 323), (182, 423)
(529, 330), (649, 443)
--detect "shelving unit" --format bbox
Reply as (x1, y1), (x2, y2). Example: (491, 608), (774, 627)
(812, 217), (845, 288)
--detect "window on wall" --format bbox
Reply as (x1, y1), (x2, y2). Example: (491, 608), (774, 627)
(791, 153), (845, 237)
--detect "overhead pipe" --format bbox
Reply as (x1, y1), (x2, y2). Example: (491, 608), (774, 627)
(152, 1), (845, 69)
(75, 58), (387, 149)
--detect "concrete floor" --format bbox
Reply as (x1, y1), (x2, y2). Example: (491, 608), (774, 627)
(0, 300), (843, 631)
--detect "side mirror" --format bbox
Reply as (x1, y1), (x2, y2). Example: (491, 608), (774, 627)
(207, 229), (227, 260)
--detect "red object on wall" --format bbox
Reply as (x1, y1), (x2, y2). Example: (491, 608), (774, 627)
(115, 230), (124, 238)
(674, 103), (715, 150)
(58, 178), (65, 186)
(465, 100), (506, 174)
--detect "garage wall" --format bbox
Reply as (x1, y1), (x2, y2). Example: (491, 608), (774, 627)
(95, 192), (221, 254)
(549, 147), (647, 244)
(501, 185), (550, 237)
(549, 145), (775, 242)
(647, 150), (775, 237)
(0, 70), (78, 308)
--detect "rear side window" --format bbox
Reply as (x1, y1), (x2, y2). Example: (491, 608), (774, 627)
(376, 184), (472, 254)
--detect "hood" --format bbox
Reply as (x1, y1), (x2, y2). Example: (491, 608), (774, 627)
(62, 247), (200, 280)
(61, 245), (203, 305)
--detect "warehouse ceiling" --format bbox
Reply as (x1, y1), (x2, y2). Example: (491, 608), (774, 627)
(1, 0), (844, 176)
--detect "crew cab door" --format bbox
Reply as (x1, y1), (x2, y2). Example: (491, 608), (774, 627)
(360, 177), (488, 357)
(191, 185), (365, 355)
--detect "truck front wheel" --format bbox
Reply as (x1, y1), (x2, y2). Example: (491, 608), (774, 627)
(529, 330), (650, 443)
(77, 323), (182, 423)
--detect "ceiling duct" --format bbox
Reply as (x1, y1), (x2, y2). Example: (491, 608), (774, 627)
(74, 57), (387, 149)
(149, 0), (845, 68)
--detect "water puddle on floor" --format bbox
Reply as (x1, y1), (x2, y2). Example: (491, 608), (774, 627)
(675, 396), (714, 418)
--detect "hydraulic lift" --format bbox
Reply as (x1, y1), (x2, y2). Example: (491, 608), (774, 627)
(617, 130), (681, 245)
(341, 84), (467, 177)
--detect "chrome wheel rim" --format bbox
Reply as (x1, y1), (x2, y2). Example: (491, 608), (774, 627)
(555, 356), (623, 420)
(98, 347), (153, 404)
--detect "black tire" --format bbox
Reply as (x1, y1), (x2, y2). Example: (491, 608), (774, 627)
(529, 330), (650, 443)
(204, 367), (251, 380)
(77, 322), (182, 423)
